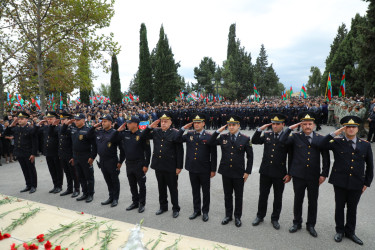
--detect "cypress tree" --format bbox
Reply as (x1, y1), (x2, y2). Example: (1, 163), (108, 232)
(77, 43), (93, 105)
(138, 23), (153, 103)
(153, 25), (182, 103)
(110, 54), (122, 104)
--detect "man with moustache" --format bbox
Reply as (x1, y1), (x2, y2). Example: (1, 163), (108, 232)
(175, 113), (217, 222)
(279, 112), (330, 237)
(209, 115), (253, 227)
(6, 112), (38, 193)
(140, 112), (184, 218)
(251, 113), (292, 230)
(319, 116), (373, 245)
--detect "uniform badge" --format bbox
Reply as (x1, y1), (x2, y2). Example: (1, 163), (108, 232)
(107, 142), (112, 148)
(329, 139), (334, 143)
(136, 135), (140, 141)
(190, 136), (194, 141)
(223, 140), (227, 144)
(79, 135), (83, 140)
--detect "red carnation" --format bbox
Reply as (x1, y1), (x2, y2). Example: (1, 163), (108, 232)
(81, 212), (84, 214)
(44, 241), (52, 249)
(10, 243), (17, 250)
(23, 243), (29, 250)
(36, 234), (44, 242)
(29, 243), (38, 249)
(54, 246), (61, 250)
(3, 233), (11, 239)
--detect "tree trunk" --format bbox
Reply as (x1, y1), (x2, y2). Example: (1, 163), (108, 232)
(36, 0), (46, 112)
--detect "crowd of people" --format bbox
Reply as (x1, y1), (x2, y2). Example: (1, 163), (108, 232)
(0, 95), (374, 246)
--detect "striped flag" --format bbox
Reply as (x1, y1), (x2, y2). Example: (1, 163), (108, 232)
(327, 73), (332, 101)
(301, 84), (307, 98)
(339, 70), (345, 97)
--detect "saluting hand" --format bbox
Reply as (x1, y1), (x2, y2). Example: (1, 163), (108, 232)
(333, 126), (346, 136)
(52, 119), (60, 126)
(289, 122), (302, 130)
(259, 123), (272, 131)
(217, 124), (228, 133)
(183, 122), (193, 130)
(37, 120), (46, 126)
(10, 118), (18, 127)
(117, 122), (127, 132)
(150, 119), (160, 128)
(94, 122), (102, 128)
(67, 119), (75, 125)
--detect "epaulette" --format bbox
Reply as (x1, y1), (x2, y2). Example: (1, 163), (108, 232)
(360, 139), (369, 143)
(264, 131), (271, 134)
(205, 131), (212, 135)
(240, 134), (249, 138)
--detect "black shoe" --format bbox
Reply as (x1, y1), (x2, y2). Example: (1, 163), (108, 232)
(202, 213), (209, 222)
(111, 200), (118, 207)
(334, 233), (343, 242)
(172, 211), (179, 218)
(221, 217), (233, 225)
(155, 209), (167, 215)
(101, 198), (113, 205)
(76, 194), (88, 201)
(307, 226), (318, 237)
(345, 233), (363, 245)
(189, 211), (201, 220)
(29, 187), (36, 194)
(49, 187), (56, 193)
(138, 205), (145, 213)
(53, 187), (62, 194)
(71, 191), (80, 198)
(289, 224), (302, 233)
(252, 217), (264, 226)
(60, 190), (73, 196)
(235, 217), (242, 227)
(85, 195), (93, 203)
(271, 220), (280, 230)
(20, 187), (31, 193)
(126, 203), (139, 211)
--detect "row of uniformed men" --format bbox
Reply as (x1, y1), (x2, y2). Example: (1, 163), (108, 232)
(6, 110), (373, 246)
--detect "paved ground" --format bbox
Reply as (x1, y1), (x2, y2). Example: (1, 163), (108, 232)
(0, 125), (374, 250)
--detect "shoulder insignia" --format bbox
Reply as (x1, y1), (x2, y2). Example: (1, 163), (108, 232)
(260, 134), (264, 137)
(289, 133), (293, 137)
(206, 132), (212, 135)
(329, 139), (334, 143)
(361, 139), (368, 143)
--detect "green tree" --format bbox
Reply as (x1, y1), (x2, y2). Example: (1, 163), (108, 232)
(321, 24), (348, 95)
(138, 23), (153, 103)
(97, 83), (111, 97)
(110, 54), (122, 104)
(194, 57), (216, 93)
(306, 66), (322, 96)
(152, 25), (183, 103)
(77, 43), (93, 105)
(1, 0), (118, 111)
(358, 0), (375, 96)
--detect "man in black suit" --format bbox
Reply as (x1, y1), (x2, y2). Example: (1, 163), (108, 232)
(319, 116), (373, 245)
(141, 112), (184, 218)
(279, 112), (330, 237)
(251, 113), (292, 230)
(175, 113), (217, 222)
(209, 115), (253, 227)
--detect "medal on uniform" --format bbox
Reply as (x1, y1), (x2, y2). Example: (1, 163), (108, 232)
(107, 142), (112, 148)
(136, 135), (140, 141)
(223, 140), (227, 144)
(190, 136), (194, 141)
(79, 135), (83, 140)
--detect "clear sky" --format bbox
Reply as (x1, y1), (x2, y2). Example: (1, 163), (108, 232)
(92, 0), (369, 94)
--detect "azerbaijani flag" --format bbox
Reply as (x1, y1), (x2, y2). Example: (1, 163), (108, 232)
(60, 92), (63, 109)
(301, 84), (307, 98)
(35, 96), (41, 110)
(327, 73), (332, 101)
(254, 84), (260, 102)
(139, 121), (149, 130)
(339, 70), (345, 97)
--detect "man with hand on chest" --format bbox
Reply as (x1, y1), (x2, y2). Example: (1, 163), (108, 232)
(140, 112), (184, 218)
(209, 115), (253, 227)
(175, 113), (217, 222)
(319, 116), (373, 245)
(251, 113), (292, 230)
(279, 112), (330, 238)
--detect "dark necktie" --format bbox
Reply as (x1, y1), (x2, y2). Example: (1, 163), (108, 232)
(194, 132), (200, 140)
(351, 140), (356, 150)
(231, 134), (235, 143)
(275, 133), (279, 140)
(306, 135), (312, 144)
